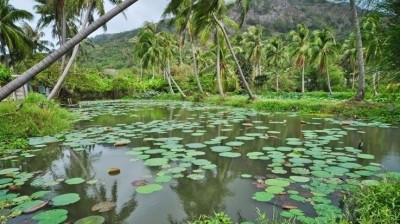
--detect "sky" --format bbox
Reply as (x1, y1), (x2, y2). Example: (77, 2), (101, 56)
(9, 0), (169, 44)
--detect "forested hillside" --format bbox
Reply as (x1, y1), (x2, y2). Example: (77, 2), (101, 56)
(79, 0), (353, 70)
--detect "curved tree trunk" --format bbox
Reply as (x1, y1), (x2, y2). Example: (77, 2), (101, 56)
(216, 31), (224, 97)
(213, 13), (255, 100)
(166, 69), (186, 98)
(350, 0), (366, 101)
(166, 59), (174, 94)
(276, 72), (279, 92)
(0, 0), (140, 101)
(190, 36), (204, 94)
(48, 2), (93, 100)
(352, 64), (356, 89)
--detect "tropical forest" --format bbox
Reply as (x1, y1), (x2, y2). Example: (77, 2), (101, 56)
(0, 0), (399, 223)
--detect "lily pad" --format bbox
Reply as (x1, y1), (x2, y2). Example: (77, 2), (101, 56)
(265, 186), (285, 194)
(210, 146), (232, 153)
(31, 191), (51, 199)
(185, 143), (206, 149)
(155, 175), (172, 183)
(252, 192), (275, 202)
(265, 179), (291, 187)
(91, 201), (116, 212)
(136, 184), (163, 194)
(144, 158), (169, 167)
(65, 177), (85, 185)
(0, 168), (19, 175)
(32, 209), (68, 224)
(357, 154), (375, 160)
(219, 152), (241, 158)
(51, 193), (80, 206)
(289, 176), (310, 183)
(74, 215), (105, 224)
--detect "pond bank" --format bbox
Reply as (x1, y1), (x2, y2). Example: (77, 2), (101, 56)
(153, 94), (400, 124)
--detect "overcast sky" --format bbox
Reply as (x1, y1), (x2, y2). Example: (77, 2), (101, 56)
(9, 0), (169, 43)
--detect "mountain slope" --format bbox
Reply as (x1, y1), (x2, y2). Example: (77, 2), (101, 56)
(79, 0), (354, 70)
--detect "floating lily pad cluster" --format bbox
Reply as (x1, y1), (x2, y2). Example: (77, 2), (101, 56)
(0, 100), (396, 223)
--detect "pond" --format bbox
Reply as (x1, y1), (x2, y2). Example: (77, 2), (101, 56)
(1, 100), (400, 224)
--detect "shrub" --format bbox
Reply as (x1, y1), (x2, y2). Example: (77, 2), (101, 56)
(0, 64), (12, 86)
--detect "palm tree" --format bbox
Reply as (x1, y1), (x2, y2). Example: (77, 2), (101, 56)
(350, 0), (366, 100)
(47, 0), (124, 99)
(289, 23), (311, 93)
(22, 22), (54, 54)
(0, 0), (140, 101)
(265, 36), (288, 92)
(0, 0), (33, 65)
(242, 25), (265, 82)
(192, 0), (255, 99)
(341, 33), (357, 89)
(311, 29), (338, 95)
(163, 0), (205, 94)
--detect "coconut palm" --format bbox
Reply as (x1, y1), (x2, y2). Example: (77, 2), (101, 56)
(163, 0), (205, 94)
(311, 29), (338, 95)
(350, 0), (366, 100)
(192, 0), (255, 99)
(22, 22), (54, 54)
(47, 0), (124, 99)
(0, 0), (33, 65)
(341, 33), (357, 89)
(242, 25), (265, 82)
(265, 36), (289, 92)
(0, 0), (139, 101)
(289, 23), (311, 93)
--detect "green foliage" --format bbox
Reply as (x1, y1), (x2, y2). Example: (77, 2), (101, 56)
(0, 93), (73, 150)
(0, 64), (12, 86)
(345, 177), (400, 223)
(191, 212), (233, 224)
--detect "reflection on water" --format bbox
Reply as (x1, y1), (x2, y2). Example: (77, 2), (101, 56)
(4, 101), (400, 224)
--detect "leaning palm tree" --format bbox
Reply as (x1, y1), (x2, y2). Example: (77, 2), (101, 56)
(47, 0), (124, 99)
(0, 0), (140, 101)
(289, 23), (311, 93)
(311, 29), (338, 95)
(0, 0), (33, 65)
(193, 0), (255, 100)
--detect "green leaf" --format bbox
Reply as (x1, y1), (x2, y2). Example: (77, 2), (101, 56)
(252, 192), (275, 202)
(136, 184), (163, 194)
(32, 209), (68, 224)
(74, 216), (105, 224)
(51, 193), (80, 206)
(65, 178), (85, 185)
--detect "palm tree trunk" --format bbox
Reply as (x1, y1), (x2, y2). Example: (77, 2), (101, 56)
(166, 59), (174, 94)
(301, 62), (305, 93)
(190, 36), (204, 94)
(352, 64), (356, 89)
(0, 0), (140, 101)
(326, 65), (333, 95)
(61, 7), (67, 70)
(276, 72), (279, 92)
(373, 72), (378, 96)
(350, 0), (366, 101)
(165, 69), (174, 94)
(213, 13), (255, 100)
(48, 2), (93, 100)
(166, 68), (186, 98)
(216, 31), (224, 97)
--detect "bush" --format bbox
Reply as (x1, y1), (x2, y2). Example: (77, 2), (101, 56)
(0, 64), (12, 86)
(345, 177), (400, 223)
(0, 93), (73, 150)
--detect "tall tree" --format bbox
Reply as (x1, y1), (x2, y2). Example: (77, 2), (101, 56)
(47, 0), (123, 99)
(350, 0), (367, 100)
(0, 0), (33, 65)
(0, 0), (140, 101)
(290, 23), (311, 93)
(265, 37), (288, 92)
(311, 29), (338, 95)
(242, 25), (265, 82)
(193, 0), (255, 99)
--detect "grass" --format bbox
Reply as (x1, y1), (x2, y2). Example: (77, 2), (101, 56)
(152, 92), (400, 124)
(344, 176), (400, 223)
(0, 93), (74, 150)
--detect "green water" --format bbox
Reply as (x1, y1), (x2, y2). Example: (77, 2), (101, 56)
(3, 100), (400, 224)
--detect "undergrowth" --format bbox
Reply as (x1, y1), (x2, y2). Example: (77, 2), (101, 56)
(0, 93), (73, 151)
